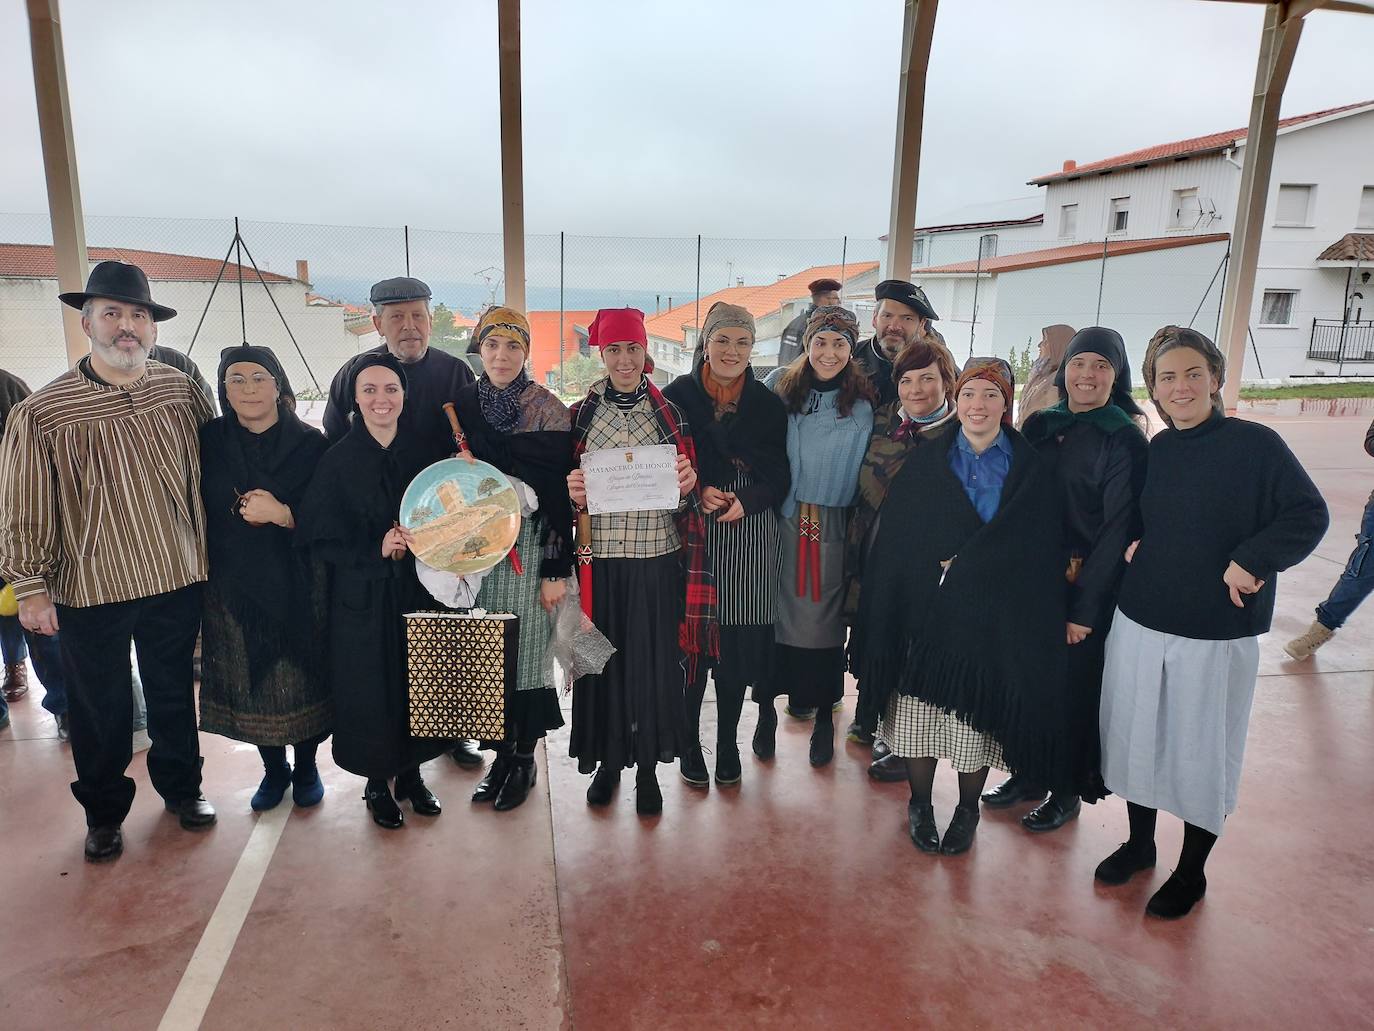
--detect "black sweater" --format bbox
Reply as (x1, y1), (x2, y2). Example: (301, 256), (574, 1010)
(1116, 414), (1328, 640)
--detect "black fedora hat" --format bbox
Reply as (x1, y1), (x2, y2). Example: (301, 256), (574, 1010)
(58, 260), (177, 322)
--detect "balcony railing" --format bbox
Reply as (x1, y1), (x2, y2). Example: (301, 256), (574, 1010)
(1307, 318), (1374, 362)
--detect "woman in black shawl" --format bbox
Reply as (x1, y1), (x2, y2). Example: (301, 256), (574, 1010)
(450, 306), (573, 812)
(854, 359), (1071, 856)
(199, 346), (331, 811)
(981, 327), (1148, 832)
(296, 353), (449, 829)
(663, 301), (789, 789)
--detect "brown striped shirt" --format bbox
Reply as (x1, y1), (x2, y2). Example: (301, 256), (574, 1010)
(0, 358), (214, 608)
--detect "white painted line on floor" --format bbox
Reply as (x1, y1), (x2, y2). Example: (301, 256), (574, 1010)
(158, 803), (292, 1031)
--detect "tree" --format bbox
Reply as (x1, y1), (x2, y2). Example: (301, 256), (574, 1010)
(557, 353), (608, 397)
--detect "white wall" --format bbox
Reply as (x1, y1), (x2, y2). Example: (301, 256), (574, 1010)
(0, 278), (366, 400)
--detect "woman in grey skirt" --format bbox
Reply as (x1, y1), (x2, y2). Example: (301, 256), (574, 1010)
(757, 306), (876, 767)
(1097, 327), (1327, 918)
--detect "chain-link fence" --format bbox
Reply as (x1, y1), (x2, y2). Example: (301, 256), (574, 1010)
(0, 211), (1363, 402)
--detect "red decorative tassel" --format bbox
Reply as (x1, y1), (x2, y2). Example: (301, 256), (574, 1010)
(508, 546), (524, 575)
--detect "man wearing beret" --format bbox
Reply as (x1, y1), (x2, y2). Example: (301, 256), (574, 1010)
(322, 276), (483, 766)
(853, 279), (939, 407)
(322, 276), (476, 455)
(0, 260), (218, 862)
(777, 277), (843, 367)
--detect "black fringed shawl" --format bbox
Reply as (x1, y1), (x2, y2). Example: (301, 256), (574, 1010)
(852, 421), (1072, 787)
(661, 364), (790, 514)
(451, 382), (576, 578)
(199, 408), (329, 675)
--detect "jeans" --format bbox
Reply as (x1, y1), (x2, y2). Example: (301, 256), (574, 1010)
(1316, 491), (1374, 630)
(56, 584), (204, 827)
(0, 612), (68, 716)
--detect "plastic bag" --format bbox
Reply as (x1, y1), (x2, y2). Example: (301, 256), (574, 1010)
(542, 576), (615, 692)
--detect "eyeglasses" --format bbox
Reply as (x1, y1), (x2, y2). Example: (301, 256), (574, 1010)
(224, 373), (276, 390)
(709, 338), (754, 353)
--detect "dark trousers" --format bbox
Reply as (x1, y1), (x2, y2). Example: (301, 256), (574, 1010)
(57, 584), (204, 827)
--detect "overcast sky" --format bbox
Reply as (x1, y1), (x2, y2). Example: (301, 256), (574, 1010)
(2, 0), (1372, 240)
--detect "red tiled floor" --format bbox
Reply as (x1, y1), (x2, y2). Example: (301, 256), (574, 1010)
(2, 408), (1372, 1030)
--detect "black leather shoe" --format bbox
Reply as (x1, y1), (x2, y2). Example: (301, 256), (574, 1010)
(809, 721), (834, 767)
(1095, 842), (1157, 885)
(752, 704), (777, 761)
(1022, 793), (1081, 833)
(941, 804), (981, 855)
(714, 746), (742, 786)
(449, 739), (484, 768)
(784, 704), (817, 720)
(845, 720), (874, 746)
(635, 769), (663, 815)
(473, 755), (514, 803)
(84, 824), (123, 862)
(679, 744), (709, 788)
(907, 802), (940, 853)
(165, 795), (217, 830)
(1146, 871), (1207, 919)
(364, 781), (404, 829)
(586, 765), (619, 806)
(395, 776), (442, 816)
(871, 738), (892, 761)
(494, 760), (536, 811)
(868, 752), (907, 782)
(980, 774), (1046, 809)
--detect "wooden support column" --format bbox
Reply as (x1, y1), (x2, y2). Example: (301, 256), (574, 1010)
(28, 0), (89, 368)
(497, 0), (526, 311)
(1217, 1), (1303, 409)
(884, 0), (939, 281)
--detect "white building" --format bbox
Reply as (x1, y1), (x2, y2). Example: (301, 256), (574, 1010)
(889, 100), (1374, 379)
(0, 244), (368, 397)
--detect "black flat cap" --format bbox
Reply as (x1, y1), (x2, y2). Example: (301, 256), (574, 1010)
(369, 276), (432, 306)
(875, 279), (938, 321)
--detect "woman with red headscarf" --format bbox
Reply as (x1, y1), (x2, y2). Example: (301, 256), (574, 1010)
(852, 358), (1071, 856)
(565, 308), (716, 815)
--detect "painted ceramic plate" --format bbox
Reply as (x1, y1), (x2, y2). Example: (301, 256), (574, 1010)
(400, 458), (521, 575)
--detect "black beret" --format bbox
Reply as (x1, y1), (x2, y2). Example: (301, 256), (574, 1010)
(874, 279), (938, 321)
(369, 276), (432, 306)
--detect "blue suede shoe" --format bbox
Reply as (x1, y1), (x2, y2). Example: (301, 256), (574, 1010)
(291, 764), (325, 808)
(251, 763), (292, 812)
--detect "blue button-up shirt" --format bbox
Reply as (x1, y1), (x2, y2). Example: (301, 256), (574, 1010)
(947, 428), (1012, 523)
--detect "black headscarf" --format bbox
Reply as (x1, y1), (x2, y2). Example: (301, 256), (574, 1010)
(200, 345), (330, 676)
(346, 351), (409, 417)
(1052, 326), (1145, 418)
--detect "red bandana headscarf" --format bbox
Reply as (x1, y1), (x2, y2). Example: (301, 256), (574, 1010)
(589, 307), (655, 373)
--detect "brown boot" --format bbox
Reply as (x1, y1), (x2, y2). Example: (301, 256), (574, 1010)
(2, 663), (28, 702)
(1284, 621), (1334, 661)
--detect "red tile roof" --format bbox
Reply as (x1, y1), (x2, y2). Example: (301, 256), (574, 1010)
(1316, 233), (1374, 262)
(914, 233), (1230, 276)
(0, 242), (296, 283)
(643, 262), (879, 344)
(526, 309), (599, 382)
(1029, 100), (1374, 185)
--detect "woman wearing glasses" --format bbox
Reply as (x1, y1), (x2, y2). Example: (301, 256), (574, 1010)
(198, 345), (332, 811)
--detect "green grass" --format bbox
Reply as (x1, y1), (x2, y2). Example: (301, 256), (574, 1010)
(1121, 383), (1374, 401)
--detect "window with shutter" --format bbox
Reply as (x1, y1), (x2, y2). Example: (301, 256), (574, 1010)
(1171, 188), (1200, 229)
(1358, 186), (1374, 229)
(1059, 204), (1078, 239)
(1275, 185), (1313, 226)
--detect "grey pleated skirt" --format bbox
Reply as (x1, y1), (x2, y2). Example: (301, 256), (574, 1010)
(1099, 609), (1261, 835)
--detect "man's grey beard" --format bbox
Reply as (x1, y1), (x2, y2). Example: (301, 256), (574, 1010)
(387, 340), (427, 364)
(93, 338), (151, 371)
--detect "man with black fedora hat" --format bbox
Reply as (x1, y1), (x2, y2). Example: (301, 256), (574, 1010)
(777, 277), (844, 367)
(0, 260), (218, 862)
(854, 279), (940, 408)
(321, 275), (482, 768)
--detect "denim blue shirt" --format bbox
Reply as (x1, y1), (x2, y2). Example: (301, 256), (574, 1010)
(947, 428), (1012, 523)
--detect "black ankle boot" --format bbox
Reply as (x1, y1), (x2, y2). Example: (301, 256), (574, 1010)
(752, 704), (777, 760)
(494, 759), (536, 811)
(1146, 871), (1207, 919)
(364, 779), (403, 829)
(714, 746), (742, 786)
(586, 765), (619, 806)
(941, 804), (981, 855)
(679, 743), (709, 788)
(1094, 841), (1157, 885)
(635, 768), (663, 815)
(809, 716), (834, 767)
(473, 754), (514, 803)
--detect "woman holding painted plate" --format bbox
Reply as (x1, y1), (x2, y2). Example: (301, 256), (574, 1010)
(566, 308), (716, 815)
(664, 301), (789, 789)
(449, 306), (573, 812)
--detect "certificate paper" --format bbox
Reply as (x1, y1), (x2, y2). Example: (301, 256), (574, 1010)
(581, 444), (680, 515)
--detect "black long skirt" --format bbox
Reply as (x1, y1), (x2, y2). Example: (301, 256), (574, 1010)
(569, 552), (686, 773)
(754, 642), (845, 708)
(1065, 622), (1110, 803)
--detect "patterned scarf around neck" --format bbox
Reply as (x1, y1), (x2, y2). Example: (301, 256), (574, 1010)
(700, 362), (746, 417)
(570, 377), (719, 680)
(477, 369), (532, 433)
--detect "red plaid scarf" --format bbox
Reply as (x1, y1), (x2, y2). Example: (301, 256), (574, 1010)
(571, 378), (720, 679)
